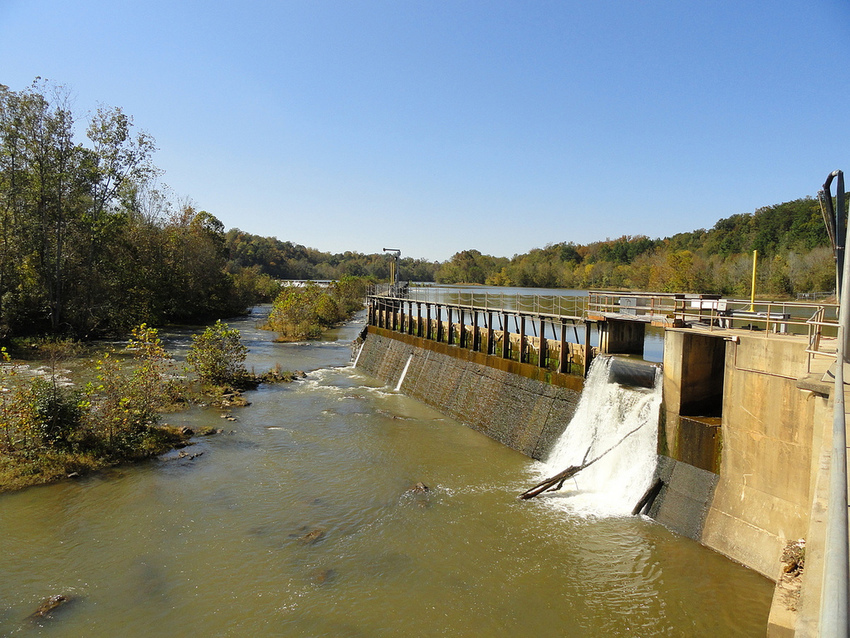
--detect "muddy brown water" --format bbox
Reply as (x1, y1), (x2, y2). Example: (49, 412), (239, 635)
(0, 309), (772, 637)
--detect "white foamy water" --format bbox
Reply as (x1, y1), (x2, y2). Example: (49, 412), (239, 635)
(395, 354), (413, 391)
(536, 355), (662, 517)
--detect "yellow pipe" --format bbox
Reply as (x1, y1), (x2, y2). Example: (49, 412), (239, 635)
(750, 250), (758, 311)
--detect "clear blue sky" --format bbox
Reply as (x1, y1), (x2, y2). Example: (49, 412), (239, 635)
(1, 1), (848, 261)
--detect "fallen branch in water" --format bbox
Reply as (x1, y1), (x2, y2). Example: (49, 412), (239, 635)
(631, 478), (664, 515)
(519, 422), (647, 500)
(519, 448), (594, 500)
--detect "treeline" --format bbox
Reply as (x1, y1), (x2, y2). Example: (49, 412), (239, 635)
(435, 196), (843, 297)
(0, 80), (274, 339)
(225, 229), (439, 282)
(2, 77), (842, 346)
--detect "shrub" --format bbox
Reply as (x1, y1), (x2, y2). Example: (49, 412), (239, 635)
(186, 320), (253, 388)
(85, 323), (183, 452)
(267, 277), (367, 341)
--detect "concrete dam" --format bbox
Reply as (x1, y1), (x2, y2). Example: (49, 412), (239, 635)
(356, 287), (841, 637)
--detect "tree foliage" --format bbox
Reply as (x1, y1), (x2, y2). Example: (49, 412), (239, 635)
(0, 80), (273, 339)
(427, 197), (840, 296)
(186, 320), (251, 388)
(225, 229), (438, 282)
(267, 276), (368, 341)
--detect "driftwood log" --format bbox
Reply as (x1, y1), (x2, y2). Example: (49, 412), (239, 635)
(519, 422), (648, 501)
(631, 478), (664, 515)
(519, 449), (594, 500)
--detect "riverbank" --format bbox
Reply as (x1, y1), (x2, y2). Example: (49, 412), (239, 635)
(0, 425), (192, 493)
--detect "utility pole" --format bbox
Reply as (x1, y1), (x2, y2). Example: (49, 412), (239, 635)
(383, 248), (401, 294)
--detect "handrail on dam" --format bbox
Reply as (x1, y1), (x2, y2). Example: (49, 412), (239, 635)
(587, 290), (838, 335)
(396, 285), (587, 319)
(366, 292), (591, 376)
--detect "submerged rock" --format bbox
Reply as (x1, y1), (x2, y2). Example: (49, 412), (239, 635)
(310, 567), (337, 585)
(28, 594), (71, 620)
(297, 529), (326, 545)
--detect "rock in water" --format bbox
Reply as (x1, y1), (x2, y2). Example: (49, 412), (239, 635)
(298, 529), (325, 545)
(28, 594), (70, 620)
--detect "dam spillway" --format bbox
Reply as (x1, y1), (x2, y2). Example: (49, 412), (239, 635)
(536, 355), (662, 517)
(361, 286), (842, 636)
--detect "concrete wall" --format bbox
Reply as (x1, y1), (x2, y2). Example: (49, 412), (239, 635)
(599, 319), (645, 355)
(356, 327), (583, 460)
(701, 335), (826, 579)
(658, 329), (828, 580)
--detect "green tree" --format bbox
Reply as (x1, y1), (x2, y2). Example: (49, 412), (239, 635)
(187, 320), (251, 387)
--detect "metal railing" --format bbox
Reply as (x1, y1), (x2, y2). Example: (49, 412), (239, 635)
(371, 285), (587, 319)
(587, 290), (839, 337)
(366, 292), (590, 374)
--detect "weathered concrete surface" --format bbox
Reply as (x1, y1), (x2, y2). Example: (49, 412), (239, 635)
(656, 329), (828, 582)
(650, 456), (718, 541)
(356, 327), (583, 460)
(701, 334), (826, 580)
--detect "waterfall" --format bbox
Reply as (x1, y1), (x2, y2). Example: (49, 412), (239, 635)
(539, 355), (662, 517)
(395, 354), (413, 392)
(352, 342), (365, 367)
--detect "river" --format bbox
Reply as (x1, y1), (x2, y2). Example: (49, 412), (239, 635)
(0, 307), (772, 637)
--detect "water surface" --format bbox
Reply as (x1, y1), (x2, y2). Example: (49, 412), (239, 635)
(0, 310), (772, 637)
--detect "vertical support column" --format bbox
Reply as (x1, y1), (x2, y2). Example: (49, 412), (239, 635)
(584, 321), (593, 376)
(472, 311), (480, 352)
(539, 317), (547, 369)
(436, 305), (443, 343)
(559, 320), (568, 374)
(519, 315), (526, 363)
(398, 301), (404, 333)
(487, 312), (494, 355)
(502, 312), (510, 359)
(416, 302), (422, 337)
(425, 303), (432, 340)
(458, 309), (465, 348)
(447, 307), (453, 345)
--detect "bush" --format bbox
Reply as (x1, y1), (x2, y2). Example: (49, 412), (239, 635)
(85, 323), (184, 452)
(186, 320), (253, 388)
(28, 377), (84, 451)
(0, 324), (190, 480)
(267, 277), (367, 341)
